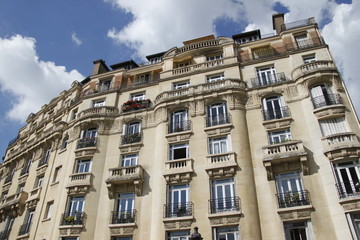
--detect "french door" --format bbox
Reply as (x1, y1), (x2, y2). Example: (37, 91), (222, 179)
(212, 179), (235, 211)
(208, 103), (227, 126)
(334, 160), (360, 196)
(171, 110), (188, 132)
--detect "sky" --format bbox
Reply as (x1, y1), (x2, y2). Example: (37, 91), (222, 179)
(0, 0), (358, 159)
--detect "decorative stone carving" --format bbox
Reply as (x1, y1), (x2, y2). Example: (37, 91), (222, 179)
(163, 218), (194, 230)
(278, 206), (314, 221)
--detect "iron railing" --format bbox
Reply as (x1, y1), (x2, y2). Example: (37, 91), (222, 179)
(205, 114), (231, 127)
(276, 190), (311, 208)
(209, 196), (240, 214)
(164, 201), (193, 218)
(311, 93), (342, 109)
(336, 181), (360, 199)
(168, 120), (192, 133)
(60, 212), (85, 225)
(76, 137), (97, 149)
(121, 133), (142, 145)
(250, 72), (287, 88)
(18, 222), (31, 236)
(263, 106), (290, 121)
(110, 210), (136, 224)
(286, 37), (325, 51)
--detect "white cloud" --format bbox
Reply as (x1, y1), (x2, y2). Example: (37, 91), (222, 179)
(0, 35), (84, 122)
(71, 32), (82, 46)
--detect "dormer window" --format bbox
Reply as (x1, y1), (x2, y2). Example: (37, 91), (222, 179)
(206, 53), (223, 61)
(99, 79), (111, 92)
(135, 73), (150, 85)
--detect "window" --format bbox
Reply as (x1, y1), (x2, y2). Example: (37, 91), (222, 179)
(167, 231), (190, 240)
(173, 81), (190, 90)
(166, 185), (190, 217)
(122, 122), (141, 145)
(169, 110), (189, 133)
(295, 34), (310, 49)
(99, 79), (111, 91)
(256, 66), (276, 86)
(44, 201), (54, 219)
(213, 226), (239, 240)
(333, 160), (360, 198)
(284, 220), (313, 240)
(67, 196), (85, 217)
(207, 103), (229, 127)
(268, 129), (292, 144)
(61, 135), (69, 150)
(262, 96), (288, 120)
(35, 176), (44, 188)
(19, 210), (34, 235)
(252, 46), (274, 59)
(175, 61), (191, 68)
(75, 159), (92, 173)
(310, 83), (339, 108)
(122, 155), (138, 167)
(1, 191), (8, 201)
(93, 99), (105, 107)
(82, 128), (98, 139)
(209, 137), (229, 154)
(53, 166), (62, 183)
(70, 108), (78, 120)
(303, 54), (316, 64)
(21, 158), (32, 175)
(169, 143), (189, 160)
(319, 117), (348, 137)
(275, 172), (309, 208)
(113, 193), (135, 224)
(135, 73), (150, 85)
(39, 148), (51, 166)
(210, 179), (237, 213)
(131, 92), (145, 101)
(347, 212), (360, 239)
(112, 237), (132, 240)
(206, 74), (224, 83)
(125, 122), (141, 135)
(207, 53), (223, 61)
(17, 184), (25, 193)
(149, 56), (162, 64)
(2, 216), (14, 239)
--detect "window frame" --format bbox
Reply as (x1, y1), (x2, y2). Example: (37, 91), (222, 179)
(209, 136), (230, 155)
(169, 143), (189, 160)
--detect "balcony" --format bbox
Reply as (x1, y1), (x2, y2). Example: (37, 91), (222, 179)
(263, 107), (291, 121)
(276, 190), (311, 208)
(110, 210), (136, 224)
(209, 196), (241, 214)
(76, 137), (97, 149)
(205, 114), (231, 127)
(77, 106), (119, 119)
(281, 17), (316, 31)
(239, 46), (287, 64)
(291, 60), (337, 81)
(0, 191), (28, 221)
(66, 173), (92, 192)
(121, 133), (142, 145)
(83, 84), (119, 96)
(164, 158), (194, 184)
(26, 187), (42, 208)
(106, 165), (144, 197)
(168, 120), (192, 134)
(172, 58), (225, 76)
(60, 212), (85, 225)
(337, 181), (360, 199)
(322, 132), (360, 161)
(121, 99), (151, 113)
(164, 202), (193, 218)
(250, 72), (288, 88)
(311, 94), (342, 109)
(205, 152), (237, 178)
(285, 37), (325, 51)
(176, 39), (220, 54)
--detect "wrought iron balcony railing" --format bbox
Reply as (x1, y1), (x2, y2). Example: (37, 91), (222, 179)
(286, 37), (325, 51)
(209, 196), (240, 214)
(250, 72), (287, 88)
(164, 201), (193, 218)
(60, 212), (85, 225)
(168, 120), (192, 134)
(311, 93), (342, 109)
(205, 114), (231, 127)
(76, 137), (97, 149)
(121, 99), (151, 113)
(121, 133), (142, 145)
(276, 190), (311, 208)
(18, 222), (31, 236)
(336, 181), (360, 199)
(110, 210), (136, 224)
(263, 106), (290, 121)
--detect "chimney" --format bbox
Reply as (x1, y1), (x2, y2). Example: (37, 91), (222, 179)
(272, 13), (285, 35)
(92, 59), (109, 75)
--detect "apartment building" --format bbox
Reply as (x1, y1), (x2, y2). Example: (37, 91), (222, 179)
(0, 13), (359, 240)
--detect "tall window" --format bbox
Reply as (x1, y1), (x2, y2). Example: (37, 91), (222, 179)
(284, 220), (313, 240)
(82, 128), (98, 139)
(169, 110), (189, 133)
(21, 158), (32, 176)
(209, 137), (229, 154)
(1, 216), (14, 239)
(210, 179), (238, 213)
(347, 212), (360, 239)
(262, 96), (288, 120)
(256, 66), (276, 86)
(167, 231), (190, 240)
(169, 143), (189, 160)
(166, 185), (190, 217)
(213, 226), (239, 240)
(75, 159), (91, 173)
(268, 129), (292, 144)
(52, 166), (62, 183)
(44, 201), (54, 219)
(310, 83), (339, 108)
(333, 160), (360, 198)
(319, 117), (348, 137)
(125, 122), (141, 135)
(122, 122), (141, 145)
(39, 148), (51, 166)
(67, 196), (85, 217)
(122, 155), (138, 167)
(19, 210), (34, 235)
(35, 175), (44, 189)
(114, 193), (135, 223)
(207, 103), (229, 127)
(61, 135), (69, 150)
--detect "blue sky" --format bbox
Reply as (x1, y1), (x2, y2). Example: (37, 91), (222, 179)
(0, 0), (359, 159)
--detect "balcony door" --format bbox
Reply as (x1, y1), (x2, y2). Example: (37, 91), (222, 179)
(126, 122), (141, 135)
(256, 66), (276, 86)
(117, 193), (134, 220)
(169, 185), (189, 216)
(69, 196), (85, 215)
(263, 96), (284, 119)
(310, 84), (332, 108)
(211, 179), (235, 212)
(208, 103), (227, 126)
(276, 172), (305, 207)
(82, 128), (97, 139)
(334, 160), (360, 196)
(170, 110), (188, 132)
